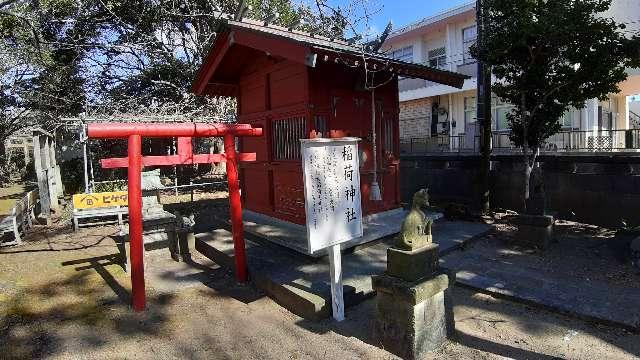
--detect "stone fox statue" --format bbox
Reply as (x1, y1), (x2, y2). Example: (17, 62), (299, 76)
(397, 188), (433, 250)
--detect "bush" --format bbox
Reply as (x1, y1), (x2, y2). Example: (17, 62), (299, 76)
(93, 180), (127, 192)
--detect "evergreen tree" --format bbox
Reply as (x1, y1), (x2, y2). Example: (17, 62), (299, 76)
(475, 0), (640, 211)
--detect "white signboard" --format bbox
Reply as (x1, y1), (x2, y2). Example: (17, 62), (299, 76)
(301, 138), (363, 253)
(301, 138), (363, 322)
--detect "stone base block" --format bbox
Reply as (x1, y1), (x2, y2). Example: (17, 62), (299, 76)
(123, 210), (179, 261)
(373, 273), (452, 359)
(512, 214), (554, 250)
(387, 243), (439, 282)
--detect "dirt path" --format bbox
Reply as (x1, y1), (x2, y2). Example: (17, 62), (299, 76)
(1, 223), (639, 360)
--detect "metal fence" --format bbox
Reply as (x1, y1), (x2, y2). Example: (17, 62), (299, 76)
(400, 129), (640, 154)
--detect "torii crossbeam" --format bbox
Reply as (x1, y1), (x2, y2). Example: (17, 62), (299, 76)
(87, 123), (263, 311)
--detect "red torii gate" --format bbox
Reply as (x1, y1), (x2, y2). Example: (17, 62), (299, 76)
(87, 123), (263, 311)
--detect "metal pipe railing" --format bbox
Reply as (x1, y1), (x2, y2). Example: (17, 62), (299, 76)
(400, 129), (640, 154)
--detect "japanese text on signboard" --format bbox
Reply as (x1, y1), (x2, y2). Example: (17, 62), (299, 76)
(302, 139), (363, 252)
(72, 191), (128, 209)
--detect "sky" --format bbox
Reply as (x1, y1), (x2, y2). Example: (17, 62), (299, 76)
(329, 0), (474, 38)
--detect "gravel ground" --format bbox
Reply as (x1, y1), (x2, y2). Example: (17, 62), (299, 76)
(479, 218), (640, 289)
(1, 217), (639, 359)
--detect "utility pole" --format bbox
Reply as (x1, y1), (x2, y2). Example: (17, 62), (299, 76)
(476, 0), (492, 213)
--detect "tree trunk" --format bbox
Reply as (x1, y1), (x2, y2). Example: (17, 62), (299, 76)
(522, 146), (539, 213)
(0, 137), (7, 186)
(520, 96), (530, 213)
(522, 136), (530, 213)
(0, 139), (6, 162)
(523, 160), (532, 211)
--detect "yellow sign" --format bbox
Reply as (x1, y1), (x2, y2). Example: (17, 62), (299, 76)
(73, 191), (128, 209)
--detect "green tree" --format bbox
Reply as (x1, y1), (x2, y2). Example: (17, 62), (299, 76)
(476, 0), (640, 211)
(0, 0), (86, 155)
(0, 0), (346, 144)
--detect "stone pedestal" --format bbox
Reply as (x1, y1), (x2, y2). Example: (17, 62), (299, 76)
(512, 214), (554, 250)
(122, 210), (177, 272)
(142, 210), (177, 250)
(176, 213), (196, 262)
(387, 243), (438, 282)
(373, 244), (453, 359)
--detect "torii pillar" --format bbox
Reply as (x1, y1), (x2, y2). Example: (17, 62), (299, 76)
(87, 123), (263, 311)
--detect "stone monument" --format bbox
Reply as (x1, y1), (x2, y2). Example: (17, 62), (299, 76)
(372, 189), (454, 359)
(140, 169), (178, 252)
(123, 169), (178, 270)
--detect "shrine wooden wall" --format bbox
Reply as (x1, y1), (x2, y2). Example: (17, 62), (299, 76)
(238, 55), (402, 225)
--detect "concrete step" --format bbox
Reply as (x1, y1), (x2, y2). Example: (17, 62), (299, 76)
(194, 221), (493, 321)
(195, 230), (373, 320)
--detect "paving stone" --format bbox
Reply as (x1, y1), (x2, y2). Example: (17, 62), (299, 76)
(441, 249), (640, 331)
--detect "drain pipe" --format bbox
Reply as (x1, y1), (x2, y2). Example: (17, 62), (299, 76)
(370, 87), (382, 201)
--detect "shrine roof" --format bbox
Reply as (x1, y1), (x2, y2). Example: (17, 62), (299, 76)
(192, 18), (469, 96)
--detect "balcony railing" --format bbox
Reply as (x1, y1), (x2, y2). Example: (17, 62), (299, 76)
(400, 129), (640, 154)
(630, 110), (640, 128)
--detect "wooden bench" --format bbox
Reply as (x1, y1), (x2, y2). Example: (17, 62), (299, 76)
(0, 190), (38, 246)
(72, 191), (128, 231)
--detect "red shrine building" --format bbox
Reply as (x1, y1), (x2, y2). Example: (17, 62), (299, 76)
(192, 19), (466, 254)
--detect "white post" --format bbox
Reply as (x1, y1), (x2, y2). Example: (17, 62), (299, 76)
(328, 243), (344, 322)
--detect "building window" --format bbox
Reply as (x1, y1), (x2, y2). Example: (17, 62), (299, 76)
(272, 116), (306, 161)
(559, 110), (574, 129)
(462, 25), (477, 64)
(428, 47), (447, 70)
(390, 46), (414, 63)
(492, 97), (514, 131)
(464, 97), (477, 130)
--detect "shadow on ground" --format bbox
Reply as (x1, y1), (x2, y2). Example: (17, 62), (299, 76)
(0, 269), (174, 359)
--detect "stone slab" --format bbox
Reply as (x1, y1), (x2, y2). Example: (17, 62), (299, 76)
(441, 249), (640, 331)
(241, 209), (444, 257)
(195, 220), (491, 320)
(386, 244), (439, 282)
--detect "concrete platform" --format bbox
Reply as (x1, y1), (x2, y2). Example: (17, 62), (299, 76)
(441, 248), (640, 331)
(241, 208), (444, 257)
(195, 220), (492, 320)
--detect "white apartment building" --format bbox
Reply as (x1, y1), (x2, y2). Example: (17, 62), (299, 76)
(384, 1), (640, 152)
